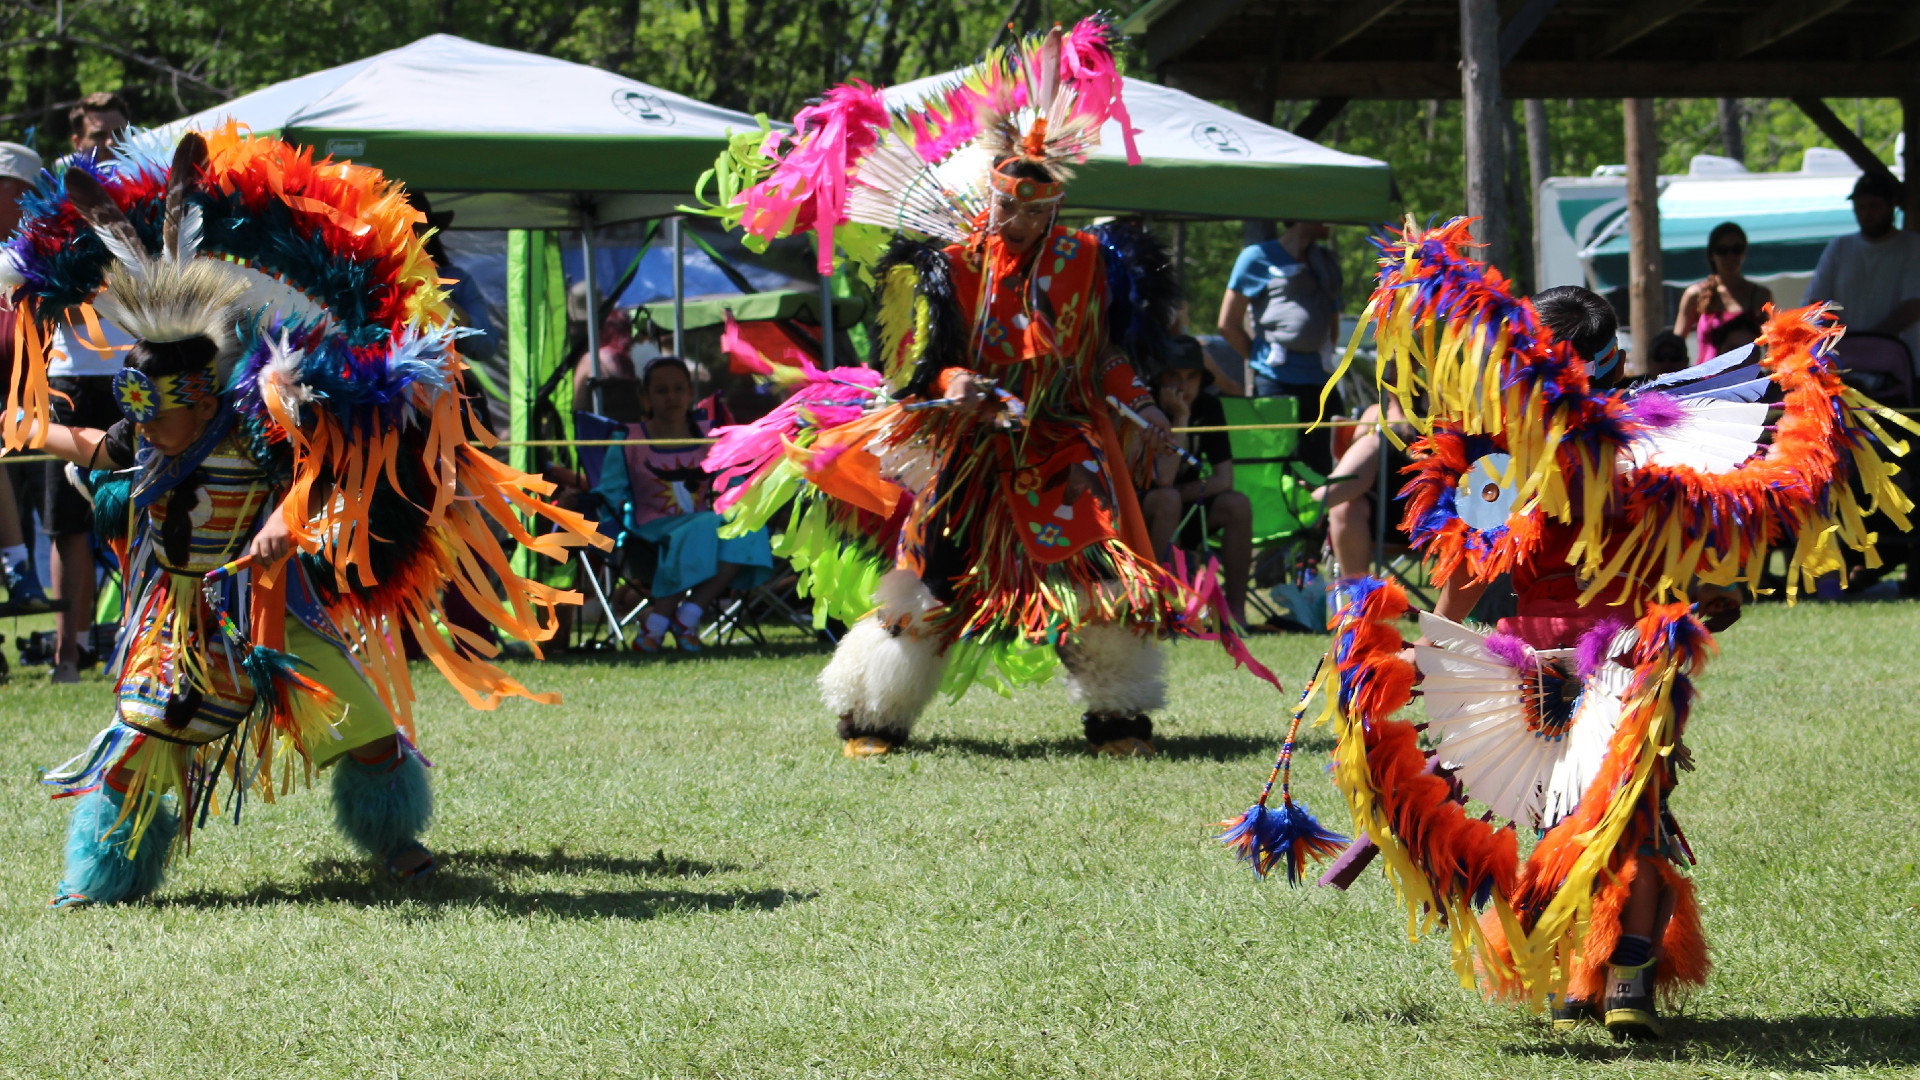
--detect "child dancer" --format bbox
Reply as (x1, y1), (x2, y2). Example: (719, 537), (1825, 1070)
(3, 129), (606, 904)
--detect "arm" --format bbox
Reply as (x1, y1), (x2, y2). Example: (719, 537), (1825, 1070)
(1198, 459), (1235, 499)
(1673, 282), (1702, 336)
(24, 423), (118, 469)
(1433, 563), (1489, 624)
(1217, 290), (1253, 361)
(1870, 297), (1920, 336)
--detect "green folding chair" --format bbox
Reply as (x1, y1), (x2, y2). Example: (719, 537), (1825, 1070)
(1218, 396), (1325, 545)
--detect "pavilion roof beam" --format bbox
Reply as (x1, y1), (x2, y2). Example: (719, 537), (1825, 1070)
(1161, 60), (1920, 99)
(1790, 97), (1903, 191)
(1142, 0), (1252, 71)
(1874, 5), (1920, 58)
(1308, 0), (1407, 60)
(1593, 0), (1711, 58)
(1728, 0), (1855, 59)
(1497, 0), (1562, 65)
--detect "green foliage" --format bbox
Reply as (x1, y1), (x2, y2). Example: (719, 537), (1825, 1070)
(0, 600), (1916, 1074)
(1178, 96), (1908, 333)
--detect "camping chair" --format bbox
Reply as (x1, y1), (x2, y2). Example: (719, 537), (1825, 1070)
(1834, 333), (1914, 408)
(1212, 396), (1328, 625)
(568, 410), (646, 647)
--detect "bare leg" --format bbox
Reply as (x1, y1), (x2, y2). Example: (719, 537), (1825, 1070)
(1327, 497), (1376, 581)
(51, 533), (94, 668)
(1620, 853), (1665, 939)
(1210, 490), (1254, 625)
(0, 469), (21, 550)
(1140, 486), (1183, 562)
(685, 560), (745, 616)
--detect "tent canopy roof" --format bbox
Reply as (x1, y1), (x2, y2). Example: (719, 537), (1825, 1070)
(158, 35), (767, 229)
(883, 73), (1392, 223)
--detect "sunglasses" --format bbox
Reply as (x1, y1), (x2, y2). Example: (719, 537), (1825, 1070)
(1710, 245), (1746, 257)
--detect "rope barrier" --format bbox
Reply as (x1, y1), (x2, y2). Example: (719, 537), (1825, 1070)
(5, 407), (1919, 458)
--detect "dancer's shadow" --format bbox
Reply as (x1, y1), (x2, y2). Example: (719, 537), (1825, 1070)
(912, 731), (1329, 762)
(160, 846), (814, 921)
(1505, 1012), (1920, 1068)
(526, 637), (832, 668)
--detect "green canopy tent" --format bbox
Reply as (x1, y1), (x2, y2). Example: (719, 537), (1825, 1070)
(882, 73), (1393, 222)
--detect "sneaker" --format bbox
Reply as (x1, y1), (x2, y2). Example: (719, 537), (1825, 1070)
(842, 736), (895, 758)
(1093, 736), (1159, 758)
(674, 629), (703, 654)
(1, 563), (58, 615)
(631, 632), (664, 654)
(1551, 997), (1599, 1033)
(1604, 960), (1663, 1042)
(49, 662), (80, 685)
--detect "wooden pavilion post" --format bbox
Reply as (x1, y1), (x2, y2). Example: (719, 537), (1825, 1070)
(1460, 0), (1508, 271)
(1905, 97), (1918, 233)
(1624, 97), (1662, 379)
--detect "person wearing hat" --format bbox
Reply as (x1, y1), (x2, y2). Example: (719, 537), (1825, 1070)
(1139, 335), (1254, 626)
(0, 140), (56, 615)
(1805, 172), (1920, 365)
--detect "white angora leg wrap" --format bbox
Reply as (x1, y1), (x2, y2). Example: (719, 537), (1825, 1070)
(1058, 621), (1168, 716)
(819, 569), (948, 739)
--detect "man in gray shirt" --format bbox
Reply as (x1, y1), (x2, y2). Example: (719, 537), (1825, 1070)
(1805, 173), (1920, 367)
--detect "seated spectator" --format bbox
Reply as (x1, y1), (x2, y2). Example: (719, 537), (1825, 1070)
(1675, 222), (1772, 363)
(0, 140), (53, 613)
(1642, 330), (1692, 380)
(1805, 173), (1920, 366)
(1138, 338), (1253, 626)
(1310, 398), (1415, 596)
(593, 356), (773, 652)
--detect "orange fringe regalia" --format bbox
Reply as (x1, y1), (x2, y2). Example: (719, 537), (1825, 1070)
(1222, 217), (1915, 1013)
(5, 126), (608, 858)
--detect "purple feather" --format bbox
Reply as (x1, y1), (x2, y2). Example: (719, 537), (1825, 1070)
(1627, 392), (1686, 431)
(1576, 618), (1629, 679)
(1483, 631), (1533, 670)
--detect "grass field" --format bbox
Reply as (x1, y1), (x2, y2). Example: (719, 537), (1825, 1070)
(0, 600), (1915, 1078)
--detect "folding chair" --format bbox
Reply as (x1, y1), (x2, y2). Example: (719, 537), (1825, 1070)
(568, 410), (647, 647)
(1214, 396), (1328, 625)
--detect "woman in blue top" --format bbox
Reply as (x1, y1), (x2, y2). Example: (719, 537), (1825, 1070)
(1216, 220), (1343, 474)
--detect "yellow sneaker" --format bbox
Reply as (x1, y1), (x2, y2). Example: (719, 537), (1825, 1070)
(1093, 736), (1158, 758)
(842, 736), (895, 758)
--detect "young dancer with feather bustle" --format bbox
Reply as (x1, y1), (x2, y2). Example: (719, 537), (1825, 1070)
(1, 128), (608, 906)
(696, 20), (1277, 758)
(1217, 218), (1917, 1041)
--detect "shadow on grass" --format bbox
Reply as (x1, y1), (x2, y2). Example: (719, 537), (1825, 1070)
(523, 637), (833, 668)
(912, 730), (1333, 762)
(1505, 1012), (1920, 1069)
(160, 846), (814, 921)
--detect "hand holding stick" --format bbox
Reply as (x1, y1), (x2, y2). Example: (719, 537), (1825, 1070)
(1106, 394), (1199, 469)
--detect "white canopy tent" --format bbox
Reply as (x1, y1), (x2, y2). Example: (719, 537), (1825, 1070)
(883, 73), (1393, 222)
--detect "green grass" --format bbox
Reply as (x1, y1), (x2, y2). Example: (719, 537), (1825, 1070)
(0, 601), (1916, 1078)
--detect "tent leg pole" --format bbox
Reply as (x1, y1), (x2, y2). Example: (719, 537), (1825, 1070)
(581, 226), (601, 414)
(671, 216), (686, 358)
(819, 268), (836, 368)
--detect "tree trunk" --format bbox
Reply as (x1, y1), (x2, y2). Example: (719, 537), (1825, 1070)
(1460, 0), (1507, 272)
(1624, 97), (1663, 379)
(1717, 98), (1744, 163)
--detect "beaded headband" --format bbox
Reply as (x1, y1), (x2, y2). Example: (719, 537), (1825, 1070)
(990, 158), (1064, 205)
(113, 365), (216, 423)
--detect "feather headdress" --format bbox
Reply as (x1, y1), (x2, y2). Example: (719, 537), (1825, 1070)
(697, 17), (1140, 272)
